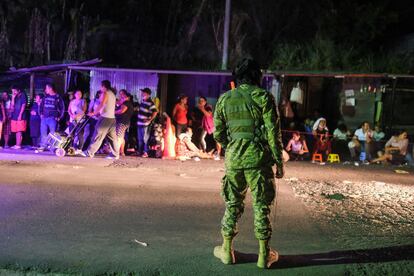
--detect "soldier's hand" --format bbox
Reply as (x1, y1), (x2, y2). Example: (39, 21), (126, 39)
(275, 165), (284, 179)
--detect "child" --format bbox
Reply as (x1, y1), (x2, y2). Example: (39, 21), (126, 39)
(285, 131), (309, 161)
(30, 94), (42, 148)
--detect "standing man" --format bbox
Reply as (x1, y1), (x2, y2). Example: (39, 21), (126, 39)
(38, 83), (65, 150)
(137, 88), (158, 158)
(10, 86), (28, 149)
(213, 58), (284, 269)
(81, 80), (119, 159)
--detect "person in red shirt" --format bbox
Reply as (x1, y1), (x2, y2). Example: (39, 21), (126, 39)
(172, 94), (188, 137)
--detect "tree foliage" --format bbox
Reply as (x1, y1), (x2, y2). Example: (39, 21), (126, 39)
(0, 0), (412, 73)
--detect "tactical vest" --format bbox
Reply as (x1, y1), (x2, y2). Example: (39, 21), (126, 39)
(224, 88), (267, 145)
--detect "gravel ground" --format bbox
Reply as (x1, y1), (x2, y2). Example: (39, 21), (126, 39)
(285, 177), (414, 248)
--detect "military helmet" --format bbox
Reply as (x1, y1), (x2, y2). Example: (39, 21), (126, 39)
(232, 58), (262, 87)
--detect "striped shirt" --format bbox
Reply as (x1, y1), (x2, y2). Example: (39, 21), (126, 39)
(137, 98), (157, 126)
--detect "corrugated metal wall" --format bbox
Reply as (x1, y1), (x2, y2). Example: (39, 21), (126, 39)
(89, 69), (159, 102)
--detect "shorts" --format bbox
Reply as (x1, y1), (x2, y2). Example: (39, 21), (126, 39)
(3, 120), (11, 135)
(391, 153), (406, 165)
(11, 120), (27, 133)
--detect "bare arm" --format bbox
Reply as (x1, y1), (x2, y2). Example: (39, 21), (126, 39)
(199, 105), (212, 117)
(285, 140), (292, 151)
(172, 104), (178, 120)
(68, 101), (74, 118)
(1, 104), (5, 122)
(82, 100), (87, 113)
(18, 99), (26, 120)
(302, 140), (309, 153)
(115, 104), (128, 115)
(90, 91), (107, 116)
(149, 111), (158, 122)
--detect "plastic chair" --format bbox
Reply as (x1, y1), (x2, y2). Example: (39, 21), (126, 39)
(312, 153), (323, 163)
(327, 153), (340, 163)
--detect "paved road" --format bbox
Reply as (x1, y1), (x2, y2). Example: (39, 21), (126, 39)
(0, 151), (413, 275)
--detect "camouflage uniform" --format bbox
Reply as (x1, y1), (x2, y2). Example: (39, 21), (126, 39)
(214, 83), (284, 240)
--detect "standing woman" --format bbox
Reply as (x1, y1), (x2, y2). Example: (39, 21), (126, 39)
(199, 100), (222, 160)
(1, 92), (12, 148)
(30, 94), (43, 148)
(191, 96), (206, 149)
(68, 90), (87, 150)
(172, 95), (188, 137)
(115, 89), (134, 156)
(0, 95), (5, 149)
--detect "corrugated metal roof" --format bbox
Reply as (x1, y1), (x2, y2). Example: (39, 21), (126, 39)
(5, 59), (102, 74)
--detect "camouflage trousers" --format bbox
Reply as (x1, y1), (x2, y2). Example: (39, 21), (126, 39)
(220, 166), (276, 240)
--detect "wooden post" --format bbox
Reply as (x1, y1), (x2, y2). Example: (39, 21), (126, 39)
(64, 69), (72, 94)
(29, 73), (35, 99)
(389, 77), (398, 133)
(159, 74), (168, 114)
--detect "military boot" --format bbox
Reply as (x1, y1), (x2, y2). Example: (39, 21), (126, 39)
(213, 237), (235, 265)
(257, 239), (279, 269)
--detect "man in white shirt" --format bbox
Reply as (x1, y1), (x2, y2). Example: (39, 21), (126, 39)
(348, 121), (373, 164)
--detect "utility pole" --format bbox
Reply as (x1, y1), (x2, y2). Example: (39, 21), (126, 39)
(221, 0), (231, 70)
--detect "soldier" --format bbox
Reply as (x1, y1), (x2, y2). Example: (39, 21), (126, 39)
(213, 58), (284, 269)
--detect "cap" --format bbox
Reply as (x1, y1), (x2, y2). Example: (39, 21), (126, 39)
(140, 88), (152, 95)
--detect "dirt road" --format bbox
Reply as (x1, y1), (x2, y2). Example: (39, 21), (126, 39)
(0, 150), (413, 275)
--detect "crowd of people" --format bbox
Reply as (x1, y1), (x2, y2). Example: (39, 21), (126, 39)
(0, 80), (221, 161)
(282, 116), (414, 166)
(0, 81), (413, 166)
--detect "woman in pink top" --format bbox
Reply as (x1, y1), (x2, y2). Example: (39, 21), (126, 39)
(199, 101), (221, 160)
(172, 95), (188, 137)
(285, 131), (309, 161)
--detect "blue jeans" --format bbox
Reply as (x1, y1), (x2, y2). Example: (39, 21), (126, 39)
(40, 117), (58, 147)
(137, 125), (150, 154)
(405, 153), (414, 166)
(349, 141), (372, 161)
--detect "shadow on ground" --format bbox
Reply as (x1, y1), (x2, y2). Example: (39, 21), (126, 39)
(234, 244), (414, 269)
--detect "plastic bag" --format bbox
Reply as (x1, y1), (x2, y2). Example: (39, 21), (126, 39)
(290, 82), (303, 104)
